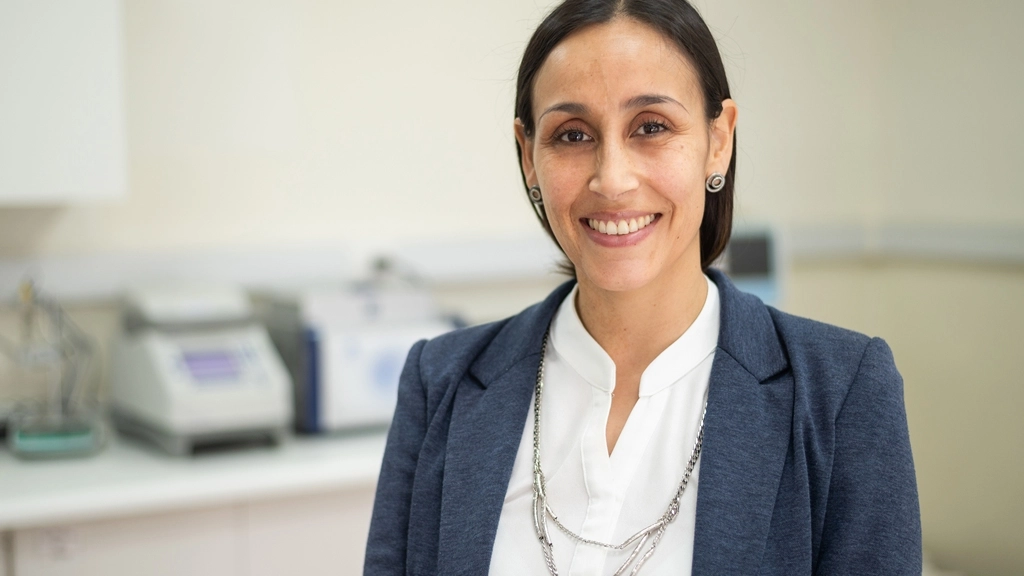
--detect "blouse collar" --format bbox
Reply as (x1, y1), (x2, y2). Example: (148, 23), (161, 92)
(549, 275), (721, 397)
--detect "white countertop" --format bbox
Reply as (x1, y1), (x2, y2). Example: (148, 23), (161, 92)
(0, 431), (387, 530)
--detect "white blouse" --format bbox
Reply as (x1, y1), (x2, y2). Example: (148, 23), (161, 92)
(489, 275), (720, 575)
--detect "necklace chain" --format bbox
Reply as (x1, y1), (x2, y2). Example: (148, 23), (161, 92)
(532, 331), (707, 576)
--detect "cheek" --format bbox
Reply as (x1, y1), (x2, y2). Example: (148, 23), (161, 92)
(536, 153), (591, 221)
(545, 188), (583, 251)
(639, 149), (706, 217)
(536, 149), (591, 188)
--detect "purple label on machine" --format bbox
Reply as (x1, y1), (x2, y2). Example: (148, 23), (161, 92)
(182, 350), (241, 382)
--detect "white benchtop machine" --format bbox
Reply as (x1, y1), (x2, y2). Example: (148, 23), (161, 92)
(109, 287), (292, 455)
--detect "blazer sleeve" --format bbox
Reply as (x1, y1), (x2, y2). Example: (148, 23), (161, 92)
(815, 337), (922, 575)
(364, 339), (428, 575)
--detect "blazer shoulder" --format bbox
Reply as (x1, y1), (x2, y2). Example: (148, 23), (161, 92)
(765, 306), (895, 415)
(416, 318), (510, 388)
(767, 306), (873, 356)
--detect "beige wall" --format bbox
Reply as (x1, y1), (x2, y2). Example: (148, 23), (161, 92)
(3, 0), (1020, 261)
(881, 0), (1024, 226)
(0, 0), (551, 260)
(0, 0), (1021, 574)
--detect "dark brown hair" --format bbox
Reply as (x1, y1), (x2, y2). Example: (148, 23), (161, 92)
(515, 0), (735, 272)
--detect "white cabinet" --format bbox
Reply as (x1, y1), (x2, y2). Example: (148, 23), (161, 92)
(11, 485), (376, 576)
(0, 0), (127, 204)
(13, 507), (239, 576)
(245, 486), (376, 576)
(0, 433), (386, 576)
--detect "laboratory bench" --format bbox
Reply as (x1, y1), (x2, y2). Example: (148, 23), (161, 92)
(0, 431), (387, 576)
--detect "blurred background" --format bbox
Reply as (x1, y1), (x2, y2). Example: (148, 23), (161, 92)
(0, 0), (1021, 575)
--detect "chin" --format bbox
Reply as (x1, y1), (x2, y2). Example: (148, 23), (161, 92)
(576, 261), (661, 294)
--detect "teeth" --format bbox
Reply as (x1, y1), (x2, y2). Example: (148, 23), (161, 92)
(586, 214), (657, 236)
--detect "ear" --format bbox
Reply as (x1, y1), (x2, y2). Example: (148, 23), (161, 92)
(706, 99), (738, 175)
(514, 118), (537, 186)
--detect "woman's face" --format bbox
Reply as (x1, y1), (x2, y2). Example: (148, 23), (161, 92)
(516, 18), (736, 295)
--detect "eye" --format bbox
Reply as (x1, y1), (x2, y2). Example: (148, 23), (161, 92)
(558, 129), (592, 143)
(634, 121), (668, 136)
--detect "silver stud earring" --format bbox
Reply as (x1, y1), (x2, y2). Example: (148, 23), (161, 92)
(528, 185), (546, 222)
(705, 172), (725, 193)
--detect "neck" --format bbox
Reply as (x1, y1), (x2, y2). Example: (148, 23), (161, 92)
(575, 265), (708, 374)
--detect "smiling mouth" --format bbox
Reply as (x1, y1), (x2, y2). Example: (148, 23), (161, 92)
(585, 214), (658, 236)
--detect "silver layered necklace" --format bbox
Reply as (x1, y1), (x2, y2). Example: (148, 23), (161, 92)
(531, 331), (707, 576)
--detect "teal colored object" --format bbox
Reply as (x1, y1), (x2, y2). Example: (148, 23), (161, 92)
(8, 417), (106, 460)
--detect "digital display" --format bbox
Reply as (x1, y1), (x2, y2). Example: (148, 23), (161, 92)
(182, 350), (241, 382)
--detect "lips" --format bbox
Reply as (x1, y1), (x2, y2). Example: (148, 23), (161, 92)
(586, 214), (657, 236)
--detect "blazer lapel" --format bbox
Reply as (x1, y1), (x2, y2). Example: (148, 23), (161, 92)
(692, 270), (793, 575)
(437, 280), (574, 574)
(691, 352), (794, 574)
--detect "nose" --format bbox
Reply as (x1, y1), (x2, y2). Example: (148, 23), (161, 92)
(588, 140), (640, 200)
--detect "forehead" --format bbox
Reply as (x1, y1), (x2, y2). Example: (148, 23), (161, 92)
(532, 17), (703, 117)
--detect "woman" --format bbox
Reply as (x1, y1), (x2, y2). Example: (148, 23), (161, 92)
(365, 0), (921, 574)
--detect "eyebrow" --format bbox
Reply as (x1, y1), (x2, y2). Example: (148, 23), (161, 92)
(624, 94), (688, 113)
(538, 102), (588, 122)
(537, 93), (688, 123)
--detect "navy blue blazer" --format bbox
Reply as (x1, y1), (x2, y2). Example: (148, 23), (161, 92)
(365, 269), (921, 575)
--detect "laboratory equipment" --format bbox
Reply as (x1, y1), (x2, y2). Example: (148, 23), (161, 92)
(260, 262), (456, 433)
(0, 280), (104, 459)
(108, 286), (292, 455)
